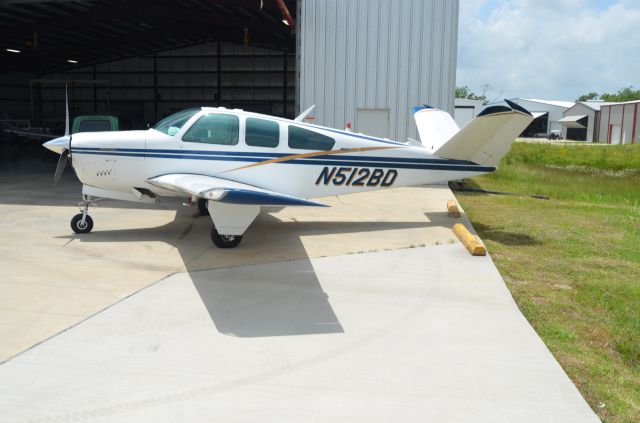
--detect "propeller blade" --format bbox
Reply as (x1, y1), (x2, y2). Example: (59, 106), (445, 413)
(53, 148), (69, 186)
(64, 82), (70, 136)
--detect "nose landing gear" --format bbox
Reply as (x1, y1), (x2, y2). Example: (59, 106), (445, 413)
(70, 195), (97, 234)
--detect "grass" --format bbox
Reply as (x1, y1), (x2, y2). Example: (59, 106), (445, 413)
(454, 143), (640, 423)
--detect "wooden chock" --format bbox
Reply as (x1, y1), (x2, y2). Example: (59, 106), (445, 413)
(452, 223), (486, 256)
(447, 199), (461, 218)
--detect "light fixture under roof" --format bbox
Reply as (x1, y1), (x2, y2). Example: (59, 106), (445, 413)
(281, 19), (289, 26)
(67, 59), (78, 64)
(6, 48), (21, 53)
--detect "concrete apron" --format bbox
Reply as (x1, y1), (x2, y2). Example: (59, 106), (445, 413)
(0, 171), (599, 421)
(0, 245), (598, 422)
(0, 171), (460, 362)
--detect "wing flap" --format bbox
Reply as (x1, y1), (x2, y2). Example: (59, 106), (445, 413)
(147, 173), (327, 207)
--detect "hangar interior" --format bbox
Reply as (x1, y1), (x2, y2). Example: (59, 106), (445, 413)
(2, 0), (460, 167)
(0, 0), (296, 163)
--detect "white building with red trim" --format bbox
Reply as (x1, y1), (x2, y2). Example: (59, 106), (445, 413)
(597, 100), (640, 144)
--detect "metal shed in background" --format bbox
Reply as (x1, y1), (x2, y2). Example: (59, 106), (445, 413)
(597, 100), (640, 144)
(454, 98), (484, 128)
(296, 0), (459, 142)
(559, 100), (616, 142)
(504, 98), (574, 137)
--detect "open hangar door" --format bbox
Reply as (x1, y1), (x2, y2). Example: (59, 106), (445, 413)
(558, 115), (588, 141)
(0, 0), (296, 165)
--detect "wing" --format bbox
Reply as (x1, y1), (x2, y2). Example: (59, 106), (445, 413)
(3, 128), (58, 139)
(147, 173), (328, 207)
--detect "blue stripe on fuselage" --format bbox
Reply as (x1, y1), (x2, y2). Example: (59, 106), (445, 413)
(71, 147), (477, 166)
(71, 149), (495, 172)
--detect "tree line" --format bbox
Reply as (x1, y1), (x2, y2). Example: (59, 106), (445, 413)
(456, 85), (640, 104)
(577, 86), (640, 102)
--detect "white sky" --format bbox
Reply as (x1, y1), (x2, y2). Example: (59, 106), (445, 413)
(457, 0), (640, 102)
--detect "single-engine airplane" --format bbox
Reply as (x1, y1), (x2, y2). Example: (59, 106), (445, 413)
(44, 95), (532, 248)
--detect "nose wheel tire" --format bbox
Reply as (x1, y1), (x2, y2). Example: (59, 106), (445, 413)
(210, 226), (242, 248)
(71, 213), (93, 234)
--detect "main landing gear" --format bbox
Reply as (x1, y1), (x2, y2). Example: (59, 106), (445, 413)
(70, 196), (96, 234)
(204, 200), (258, 249)
(196, 198), (210, 215)
(210, 226), (242, 248)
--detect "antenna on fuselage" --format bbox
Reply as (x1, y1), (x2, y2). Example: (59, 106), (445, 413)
(294, 104), (315, 122)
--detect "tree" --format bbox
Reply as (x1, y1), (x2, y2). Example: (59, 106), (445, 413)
(600, 86), (640, 102)
(455, 85), (488, 105)
(577, 92), (598, 101)
(576, 86), (640, 103)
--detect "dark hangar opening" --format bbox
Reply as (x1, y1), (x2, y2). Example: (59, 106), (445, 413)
(0, 0), (296, 163)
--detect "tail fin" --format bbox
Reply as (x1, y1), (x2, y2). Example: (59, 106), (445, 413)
(412, 105), (459, 151)
(433, 100), (533, 166)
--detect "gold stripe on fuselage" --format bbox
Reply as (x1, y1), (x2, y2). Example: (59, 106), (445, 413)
(225, 146), (400, 173)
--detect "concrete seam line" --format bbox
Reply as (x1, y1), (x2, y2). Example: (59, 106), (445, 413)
(0, 271), (180, 366)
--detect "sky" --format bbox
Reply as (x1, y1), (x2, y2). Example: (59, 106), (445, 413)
(457, 0), (640, 102)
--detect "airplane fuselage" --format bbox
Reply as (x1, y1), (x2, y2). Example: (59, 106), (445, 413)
(66, 107), (494, 202)
(44, 103), (532, 246)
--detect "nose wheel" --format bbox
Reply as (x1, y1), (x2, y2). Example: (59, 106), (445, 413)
(71, 213), (93, 234)
(70, 195), (97, 234)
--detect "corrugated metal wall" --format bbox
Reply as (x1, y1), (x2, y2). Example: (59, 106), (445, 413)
(598, 103), (640, 144)
(297, 0), (459, 142)
(36, 42), (294, 129)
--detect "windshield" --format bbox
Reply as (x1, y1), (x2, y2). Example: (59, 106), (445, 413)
(152, 108), (199, 134)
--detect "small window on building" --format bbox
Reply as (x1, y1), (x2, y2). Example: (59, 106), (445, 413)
(246, 117), (279, 148)
(182, 113), (239, 145)
(288, 126), (335, 151)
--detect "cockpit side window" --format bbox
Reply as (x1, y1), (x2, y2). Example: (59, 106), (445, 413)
(152, 108), (199, 135)
(182, 113), (239, 145)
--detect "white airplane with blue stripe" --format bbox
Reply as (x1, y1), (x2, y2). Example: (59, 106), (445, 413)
(44, 99), (533, 248)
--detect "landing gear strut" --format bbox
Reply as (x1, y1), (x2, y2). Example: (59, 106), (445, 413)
(196, 198), (209, 215)
(70, 195), (96, 234)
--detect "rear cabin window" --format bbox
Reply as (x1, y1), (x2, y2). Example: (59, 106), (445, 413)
(288, 126), (335, 151)
(182, 114), (239, 145)
(245, 118), (279, 148)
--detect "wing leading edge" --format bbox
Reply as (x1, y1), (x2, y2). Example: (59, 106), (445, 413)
(147, 173), (328, 207)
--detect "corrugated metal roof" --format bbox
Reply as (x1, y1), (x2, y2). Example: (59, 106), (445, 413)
(0, 0), (296, 72)
(558, 115), (587, 128)
(531, 111), (548, 119)
(579, 101), (617, 111)
(520, 98), (575, 108)
(601, 99), (640, 106)
(558, 115), (586, 122)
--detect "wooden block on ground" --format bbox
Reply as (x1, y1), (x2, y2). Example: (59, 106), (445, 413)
(452, 223), (486, 256)
(447, 200), (461, 218)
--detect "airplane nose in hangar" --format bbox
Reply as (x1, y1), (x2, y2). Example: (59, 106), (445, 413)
(43, 136), (71, 154)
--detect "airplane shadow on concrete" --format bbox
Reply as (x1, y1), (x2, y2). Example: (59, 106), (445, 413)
(55, 206), (440, 338)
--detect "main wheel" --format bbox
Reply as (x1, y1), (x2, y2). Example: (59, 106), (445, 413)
(210, 226), (242, 248)
(70, 213), (93, 234)
(197, 198), (209, 215)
